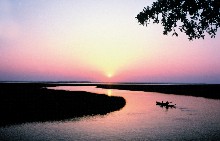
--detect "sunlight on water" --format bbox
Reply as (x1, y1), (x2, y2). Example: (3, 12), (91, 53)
(0, 86), (220, 140)
(107, 89), (112, 96)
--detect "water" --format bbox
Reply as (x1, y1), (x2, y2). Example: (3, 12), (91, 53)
(1, 86), (220, 140)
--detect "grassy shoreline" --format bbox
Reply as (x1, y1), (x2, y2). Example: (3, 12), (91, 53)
(97, 84), (220, 99)
(1, 82), (219, 126)
(0, 83), (126, 126)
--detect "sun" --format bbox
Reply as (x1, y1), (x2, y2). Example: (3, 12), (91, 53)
(107, 73), (113, 78)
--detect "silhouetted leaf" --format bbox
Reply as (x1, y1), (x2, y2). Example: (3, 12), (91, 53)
(136, 0), (220, 40)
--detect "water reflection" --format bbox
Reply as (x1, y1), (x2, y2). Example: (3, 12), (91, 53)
(1, 86), (220, 140)
(107, 89), (112, 96)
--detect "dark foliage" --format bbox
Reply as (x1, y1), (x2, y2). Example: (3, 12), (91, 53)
(136, 0), (220, 40)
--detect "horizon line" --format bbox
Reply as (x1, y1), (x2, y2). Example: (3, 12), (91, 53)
(0, 80), (219, 85)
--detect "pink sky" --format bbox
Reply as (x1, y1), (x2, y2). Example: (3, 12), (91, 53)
(0, 0), (220, 83)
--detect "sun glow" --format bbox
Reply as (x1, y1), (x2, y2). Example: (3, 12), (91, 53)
(107, 73), (113, 78)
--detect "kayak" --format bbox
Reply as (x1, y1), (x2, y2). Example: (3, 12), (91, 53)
(156, 101), (176, 108)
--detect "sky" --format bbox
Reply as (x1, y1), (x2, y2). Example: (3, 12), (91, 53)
(0, 0), (220, 83)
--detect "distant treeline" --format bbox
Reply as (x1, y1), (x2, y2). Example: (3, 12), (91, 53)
(97, 84), (220, 99)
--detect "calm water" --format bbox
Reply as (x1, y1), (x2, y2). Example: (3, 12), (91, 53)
(1, 86), (220, 140)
